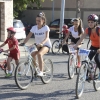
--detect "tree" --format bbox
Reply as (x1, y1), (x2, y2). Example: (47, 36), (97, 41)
(13, 0), (53, 18)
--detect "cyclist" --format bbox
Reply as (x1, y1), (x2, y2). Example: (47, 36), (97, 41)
(20, 12), (52, 76)
(60, 25), (69, 44)
(74, 14), (100, 79)
(62, 18), (84, 68)
(0, 27), (20, 77)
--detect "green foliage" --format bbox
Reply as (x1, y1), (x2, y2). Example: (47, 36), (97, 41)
(13, 0), (53, 18)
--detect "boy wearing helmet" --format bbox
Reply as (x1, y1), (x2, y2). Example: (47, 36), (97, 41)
(0, 27), (20, 77)
(74, 14), (100, 80)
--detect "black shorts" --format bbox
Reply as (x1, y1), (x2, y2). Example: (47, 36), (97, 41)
(88, 45), (99, 60)
(71, 37), (80, 44)
(38, 45), (50, 52)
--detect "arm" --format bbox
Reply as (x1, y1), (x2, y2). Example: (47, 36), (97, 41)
(62, 32), (70, 45)
(74, 32), (87, 49)
(97, 31), (100, 53)
(4, 45), (16, 52)
(23, 32), (33, 44)
(41, 31), (49, 45)
(0, 43), (6, 47)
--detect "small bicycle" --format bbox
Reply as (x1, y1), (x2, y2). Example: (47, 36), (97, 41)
(0, 53), (15, 76)
(75, 48), (100, 99)
(52, 32), (69, 54)
(15, 44), (53, 90)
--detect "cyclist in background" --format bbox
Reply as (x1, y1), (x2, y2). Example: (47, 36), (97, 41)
(20, 12), (52, 76)
(74, 14), (100, 80)
(62, 18), (84, 68)
(0, 27), (20, 77)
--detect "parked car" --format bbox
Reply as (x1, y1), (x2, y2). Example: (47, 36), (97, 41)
(49, 18), (75, 38)
(13, 19), (26, 41)
(22, 21), (34, 35)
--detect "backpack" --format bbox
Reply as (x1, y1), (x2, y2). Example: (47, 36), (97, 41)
(87, 27), (99, 49)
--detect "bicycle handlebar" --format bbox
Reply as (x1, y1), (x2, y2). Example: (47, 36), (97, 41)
(3, 53), (9, 56)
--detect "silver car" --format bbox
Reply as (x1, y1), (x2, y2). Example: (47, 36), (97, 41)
(13, 19), (26, 41)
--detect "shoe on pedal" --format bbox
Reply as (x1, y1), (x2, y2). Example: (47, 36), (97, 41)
(5, 73), (12, 78)
(37, 71), (44, 77)
(77, 62), (81, 68)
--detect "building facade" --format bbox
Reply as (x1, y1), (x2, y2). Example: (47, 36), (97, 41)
(22, 0), (100, 28)
(0, 0), (13, 41)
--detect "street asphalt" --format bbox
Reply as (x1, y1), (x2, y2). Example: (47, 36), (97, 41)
(0, 37), (100, 100)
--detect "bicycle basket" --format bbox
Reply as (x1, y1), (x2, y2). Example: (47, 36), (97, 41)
(25, 45), (37, 54)
(68, 45), (77, 53)
(78, 48), (90, 56)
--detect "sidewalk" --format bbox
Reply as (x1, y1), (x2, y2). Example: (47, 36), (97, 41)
(0, 38), (35, 59)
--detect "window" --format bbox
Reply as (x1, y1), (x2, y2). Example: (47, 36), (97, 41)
(13, 21), (24, 28)
(50, 20), (59, 27)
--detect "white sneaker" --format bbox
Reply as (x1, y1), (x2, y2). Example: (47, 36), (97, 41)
(37, 71), (44, 77)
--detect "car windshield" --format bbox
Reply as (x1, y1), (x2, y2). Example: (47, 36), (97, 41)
(50, 20), (59, 26)
(13, 21), (24, 28)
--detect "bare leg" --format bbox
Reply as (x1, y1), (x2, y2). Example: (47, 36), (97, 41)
(7, 57), (12, 71)
(37, 47), (49, 72)
(31, 51), (38, 66)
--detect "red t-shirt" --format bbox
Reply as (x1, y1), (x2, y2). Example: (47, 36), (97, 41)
(4, 37), (20, 53)
(62, 29), (69, 35)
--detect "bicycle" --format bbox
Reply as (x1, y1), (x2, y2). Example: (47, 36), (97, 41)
(52, 32), (70, 54)
(15, 44), (53, 90)
(67, 44), (79, 79)
(75, 48), (100, 99)
(0, 53), (15, 76)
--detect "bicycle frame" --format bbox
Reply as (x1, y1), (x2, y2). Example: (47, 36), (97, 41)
(24, 45), (40, 74)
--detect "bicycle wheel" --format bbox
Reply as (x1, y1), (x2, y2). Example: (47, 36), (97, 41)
(75, 61), (87, 99)
(4, 63), (15, 74)
(41, 59), (53, 84)
(15, 61), (33, 90)
(93, 66), (100, 91)
(0, 63), (15, 76)
(68, 54), (76, 79)
(52, 40), (62, 54)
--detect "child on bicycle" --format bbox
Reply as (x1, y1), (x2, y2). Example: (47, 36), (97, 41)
(74, 14), (100, 80)
(0, 27), (20, 77)
(20, 12), (52, 76)
(62, 18), (84, 68)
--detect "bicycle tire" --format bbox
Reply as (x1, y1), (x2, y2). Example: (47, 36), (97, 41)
(68, 54), (76, 79)
(93, 66), (100, 91)
(75, 61), (87, 99)
(52, 40), (62, 54)
(41, 59), (53, 84)
(15, 61), (33, 90)
(0, 63), (15, 76)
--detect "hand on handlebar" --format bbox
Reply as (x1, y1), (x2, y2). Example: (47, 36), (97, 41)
(73, 45), (78, 50)
(37, 43), (43, 48)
